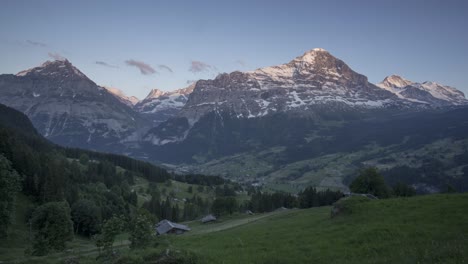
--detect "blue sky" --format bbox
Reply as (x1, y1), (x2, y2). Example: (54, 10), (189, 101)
(1, 0), (467, 99)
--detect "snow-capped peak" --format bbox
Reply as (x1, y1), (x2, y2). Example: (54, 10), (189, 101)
(376, 75), (467, 105)
(312, 48), (327, 52)
(104, 86), (139, 106)
(16, 59), (87, 79)
(248, 47), (367, 92)
(378, 75), (413, 89)
(135, 83), (196, 125)
(294, 48), (330, 64)
(143, 84), (196, 101)
(146, 89), (165, 99)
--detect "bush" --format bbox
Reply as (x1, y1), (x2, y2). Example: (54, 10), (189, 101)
(331, 196), (371, 218)
(392, 182), (416, 197)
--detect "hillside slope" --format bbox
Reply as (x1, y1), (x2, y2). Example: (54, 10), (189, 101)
(171, 194), (468, 264)
(145, 106), (468, 193)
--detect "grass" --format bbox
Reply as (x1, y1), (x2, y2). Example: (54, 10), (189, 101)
(2, 193), (467, 263)
(169, 193), (468, 264)
(181, 210), (293, 235)
(0, 194), (33, 260)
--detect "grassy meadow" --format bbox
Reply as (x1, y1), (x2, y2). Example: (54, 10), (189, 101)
(168, 193), (468, 264)
(1, 193), (467, 263)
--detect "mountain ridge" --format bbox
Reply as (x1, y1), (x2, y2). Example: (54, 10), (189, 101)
(0, 59), (147, 152)
(178, 48), (465, 125)
(377, 74), (466, 105)
(147, 48), (467, 146)
(134, 83), (196, 125)
(104, 86), (139, 106)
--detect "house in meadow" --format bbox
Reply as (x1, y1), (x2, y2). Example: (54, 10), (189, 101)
(201, 214), (217, 223)
(155, 219), (191, 235)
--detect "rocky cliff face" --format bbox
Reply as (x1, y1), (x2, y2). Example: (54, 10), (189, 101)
(376, 75), (467, 106)
(0, 60), (145, 152)
(179, 48), (404, 124)
(147, 49), (442, 145)
(145, 49), (467, 146)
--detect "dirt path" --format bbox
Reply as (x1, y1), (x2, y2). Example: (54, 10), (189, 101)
(188, 209), (297, 235)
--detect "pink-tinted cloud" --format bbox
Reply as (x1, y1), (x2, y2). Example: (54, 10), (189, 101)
(96, 61), (119, 68)
(125, 59), (156, 75)
(189, 60), (216, 73)
(158, 64), (173, 73)
(235, 60), (246, 67)
(26, 40), (47, 47)
(48, 52), (66, 61)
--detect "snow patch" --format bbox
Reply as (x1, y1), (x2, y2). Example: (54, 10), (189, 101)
(287, 91), (306, 108)
(312, 48), (327, 52)
(255, 99), (271, 109)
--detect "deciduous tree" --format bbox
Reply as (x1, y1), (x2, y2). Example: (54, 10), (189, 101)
(350, 167), (389, 198)
(129, 209), (155, 249)
(31, 201), (73, 256)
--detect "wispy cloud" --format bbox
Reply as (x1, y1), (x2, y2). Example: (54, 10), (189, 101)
(96, 61), (119, 68)
(235, 60), (246, 67)
(189, 60), (217, 73)
(48, 52), (66, 61)
(125, 59), (156, 75)
(158, 64), (173, 73)
(26, 40), (47, 47)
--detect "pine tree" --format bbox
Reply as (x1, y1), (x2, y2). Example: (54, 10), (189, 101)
(0, 155), (21, 236)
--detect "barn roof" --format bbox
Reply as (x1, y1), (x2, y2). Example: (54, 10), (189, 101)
(156, 219), (191, 235)
(201, 214), (217, 223)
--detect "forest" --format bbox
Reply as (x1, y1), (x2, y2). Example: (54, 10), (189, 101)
(0, 103), (345, 257)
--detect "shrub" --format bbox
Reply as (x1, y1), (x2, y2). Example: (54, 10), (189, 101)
(331, 196), (370, 218)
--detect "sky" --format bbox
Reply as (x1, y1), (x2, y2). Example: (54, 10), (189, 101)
(1, 0), (467, 99)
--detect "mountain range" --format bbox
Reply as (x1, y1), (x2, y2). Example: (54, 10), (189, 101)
(1, 48), (467, 192)
(144, 48), (466, 146)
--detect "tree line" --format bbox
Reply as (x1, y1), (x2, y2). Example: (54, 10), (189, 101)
(209, 187), (344, 217)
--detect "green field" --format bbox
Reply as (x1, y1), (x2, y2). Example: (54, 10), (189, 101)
(169, 194), (468, 263)
(2, 193), (467, 263)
